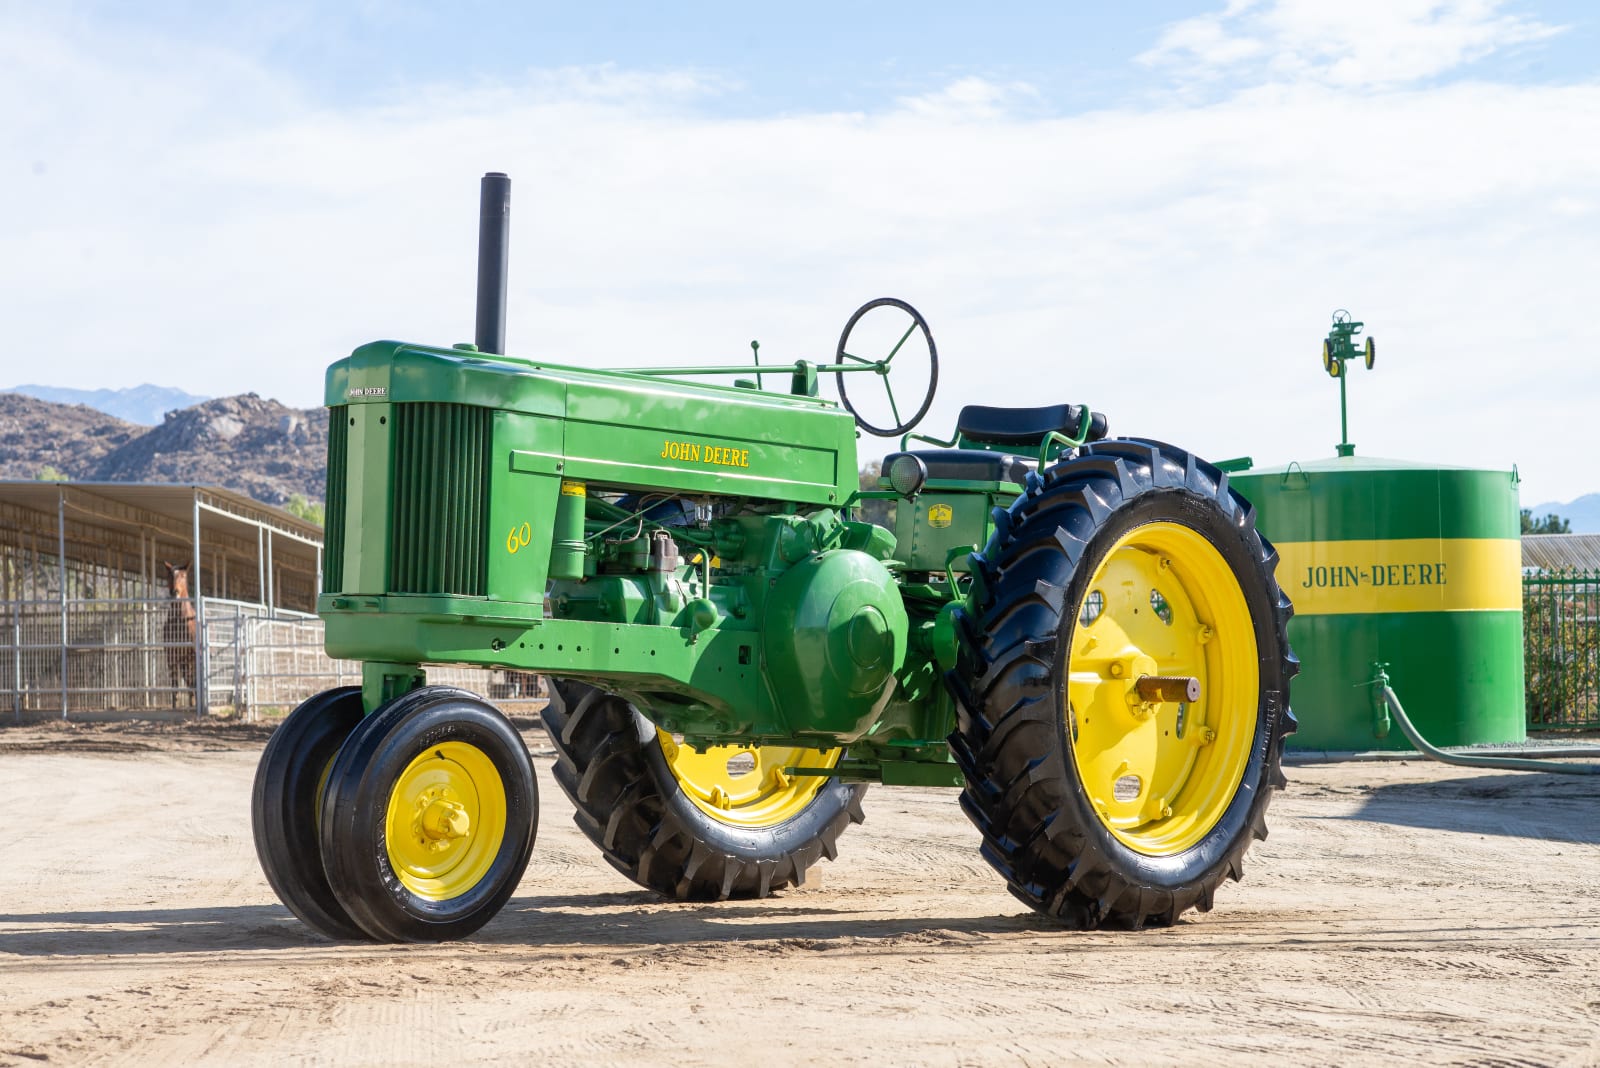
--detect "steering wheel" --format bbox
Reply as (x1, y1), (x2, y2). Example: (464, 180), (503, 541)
(834, 297), (939, 437)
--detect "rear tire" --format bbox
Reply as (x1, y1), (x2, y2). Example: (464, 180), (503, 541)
(320, 686), (538, 942)
(251, 686), (367, 941)
(543, 679), (865, 900)
(946, 439), (1297, 928)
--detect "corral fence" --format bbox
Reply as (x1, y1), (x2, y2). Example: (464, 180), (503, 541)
(0, 596), (545, 722)
(1523, 569), (1600, 730)
(237, 612), (546, 720)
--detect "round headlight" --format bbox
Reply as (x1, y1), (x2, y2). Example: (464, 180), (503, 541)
(887, 453), (928, 498)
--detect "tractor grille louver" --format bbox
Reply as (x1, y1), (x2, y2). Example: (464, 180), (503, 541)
(388, 402), (492, 596)
(322, 409), (348, 594)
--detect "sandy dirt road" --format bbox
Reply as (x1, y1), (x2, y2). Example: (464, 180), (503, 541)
(2, 720), (1598, 1067)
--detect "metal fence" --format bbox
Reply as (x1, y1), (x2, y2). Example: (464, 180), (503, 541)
(3, 598), (197, 715)
(236, 613), (546, 720)
(1524, 569), (1600, 730)
(1, 597), (545, 722)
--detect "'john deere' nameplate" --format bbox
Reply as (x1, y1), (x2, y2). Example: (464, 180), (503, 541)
(560, 420), (844, 505)
(660, 439), (751, 468)
(1274, 538), (1520, 615)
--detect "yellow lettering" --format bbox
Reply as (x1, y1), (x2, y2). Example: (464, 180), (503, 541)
(505, 521), (533, 554)
(660, 439), (754, 470)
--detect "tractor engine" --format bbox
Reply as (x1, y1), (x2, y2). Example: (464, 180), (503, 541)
(548, 498), (906, 742)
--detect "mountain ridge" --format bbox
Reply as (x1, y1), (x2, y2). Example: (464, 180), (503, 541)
(6, 383), (211, 426)
(1529, 494), (1600, 535)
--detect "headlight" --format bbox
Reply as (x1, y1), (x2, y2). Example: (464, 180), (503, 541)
(886, 453), (928, 498)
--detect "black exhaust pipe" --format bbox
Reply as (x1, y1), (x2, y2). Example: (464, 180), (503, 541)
(475, 171), (511, 355)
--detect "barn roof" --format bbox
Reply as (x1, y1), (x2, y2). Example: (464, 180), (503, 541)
(1522, 533), (1600, 572)
(0, 480), (322, 547)
(0, 481), (322, 611)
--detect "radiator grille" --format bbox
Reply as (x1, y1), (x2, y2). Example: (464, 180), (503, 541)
(322, 409), (348, 593)
(388, 402), (492, 596)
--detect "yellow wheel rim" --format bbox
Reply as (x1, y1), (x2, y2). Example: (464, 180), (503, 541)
(385, 741), (507, 901)
(1065, 521), (1258, 856)
(658, 732), (838, 827)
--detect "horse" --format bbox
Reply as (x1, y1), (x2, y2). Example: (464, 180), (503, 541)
(162, 561), (197, 708)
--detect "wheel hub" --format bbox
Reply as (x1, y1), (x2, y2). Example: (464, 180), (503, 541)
(419, 794), (472, 844)
(1066, 521), (1258, 856)
(658, 731), (841, 827)
(384, 742), (507, 900)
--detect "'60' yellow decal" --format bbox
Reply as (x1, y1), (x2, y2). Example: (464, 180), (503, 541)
(506, 522), (533, 554)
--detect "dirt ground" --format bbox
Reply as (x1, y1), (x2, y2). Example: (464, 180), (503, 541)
(2, 718), (1599, 1067)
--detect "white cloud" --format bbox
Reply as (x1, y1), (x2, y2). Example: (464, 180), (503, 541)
(1141, 0), (1564, 88)
(0, 8), (1596, 504)
(894, 76), (1040, 121)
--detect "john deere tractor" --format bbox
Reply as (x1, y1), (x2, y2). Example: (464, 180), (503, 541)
(251, 175), (1297, 942)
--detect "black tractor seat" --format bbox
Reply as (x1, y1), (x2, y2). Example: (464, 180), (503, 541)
(883, 449), (1030, 488)
(957, 403), (1108, 447)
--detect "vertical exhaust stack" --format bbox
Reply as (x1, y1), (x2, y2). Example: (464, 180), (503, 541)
(475, 171), (511, 355)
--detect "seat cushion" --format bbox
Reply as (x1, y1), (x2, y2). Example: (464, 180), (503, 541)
(956, 403), (1108, 446)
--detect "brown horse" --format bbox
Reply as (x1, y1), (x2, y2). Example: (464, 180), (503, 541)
(163, 561), (197, 708)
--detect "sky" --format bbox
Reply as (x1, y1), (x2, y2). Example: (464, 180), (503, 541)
(2, 0), (1597, 506)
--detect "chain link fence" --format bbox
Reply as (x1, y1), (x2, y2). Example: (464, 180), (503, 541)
(1524, 569), (1600, 730)
(1, 597), (545, 722)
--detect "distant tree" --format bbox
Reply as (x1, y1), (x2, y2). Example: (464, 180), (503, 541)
(285, 493), (325, 527)
(1521, 509), (1571, 535)
(856, 460), (896, 528)
(34, 465), (68, 482)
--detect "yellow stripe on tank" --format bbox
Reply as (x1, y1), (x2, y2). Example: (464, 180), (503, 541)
(1273, 538), (1521, 615)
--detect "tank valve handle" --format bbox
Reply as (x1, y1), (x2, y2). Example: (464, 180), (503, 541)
(1136, 676), (1200, 703)
(1368, 661), (1392, 739)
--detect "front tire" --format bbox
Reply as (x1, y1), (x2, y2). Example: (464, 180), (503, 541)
(947, 439), (1297, 928)
(251, 687), (367, 940)
(543, 680), (865, 900)
(320, 686), (538, 942)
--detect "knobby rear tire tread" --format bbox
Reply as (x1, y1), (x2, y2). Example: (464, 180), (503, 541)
(947, 438), (1298, 929)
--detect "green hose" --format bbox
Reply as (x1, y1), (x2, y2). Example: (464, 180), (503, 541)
(1373, 666), (1600, 776)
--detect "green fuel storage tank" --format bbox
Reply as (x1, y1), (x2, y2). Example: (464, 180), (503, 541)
(1231, 456), (1524, 751)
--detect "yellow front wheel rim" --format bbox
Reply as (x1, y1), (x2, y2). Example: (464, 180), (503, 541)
(659, 732), (838, 827)
(385, 741), (507, 901)
(1066, 521), (1258, 856)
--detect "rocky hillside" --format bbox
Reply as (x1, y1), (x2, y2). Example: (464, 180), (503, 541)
(0, 394), (143, 480)
(0, 392), (327, 507)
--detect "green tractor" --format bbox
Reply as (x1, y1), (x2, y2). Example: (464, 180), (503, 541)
(251, 174), (1297, 942)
